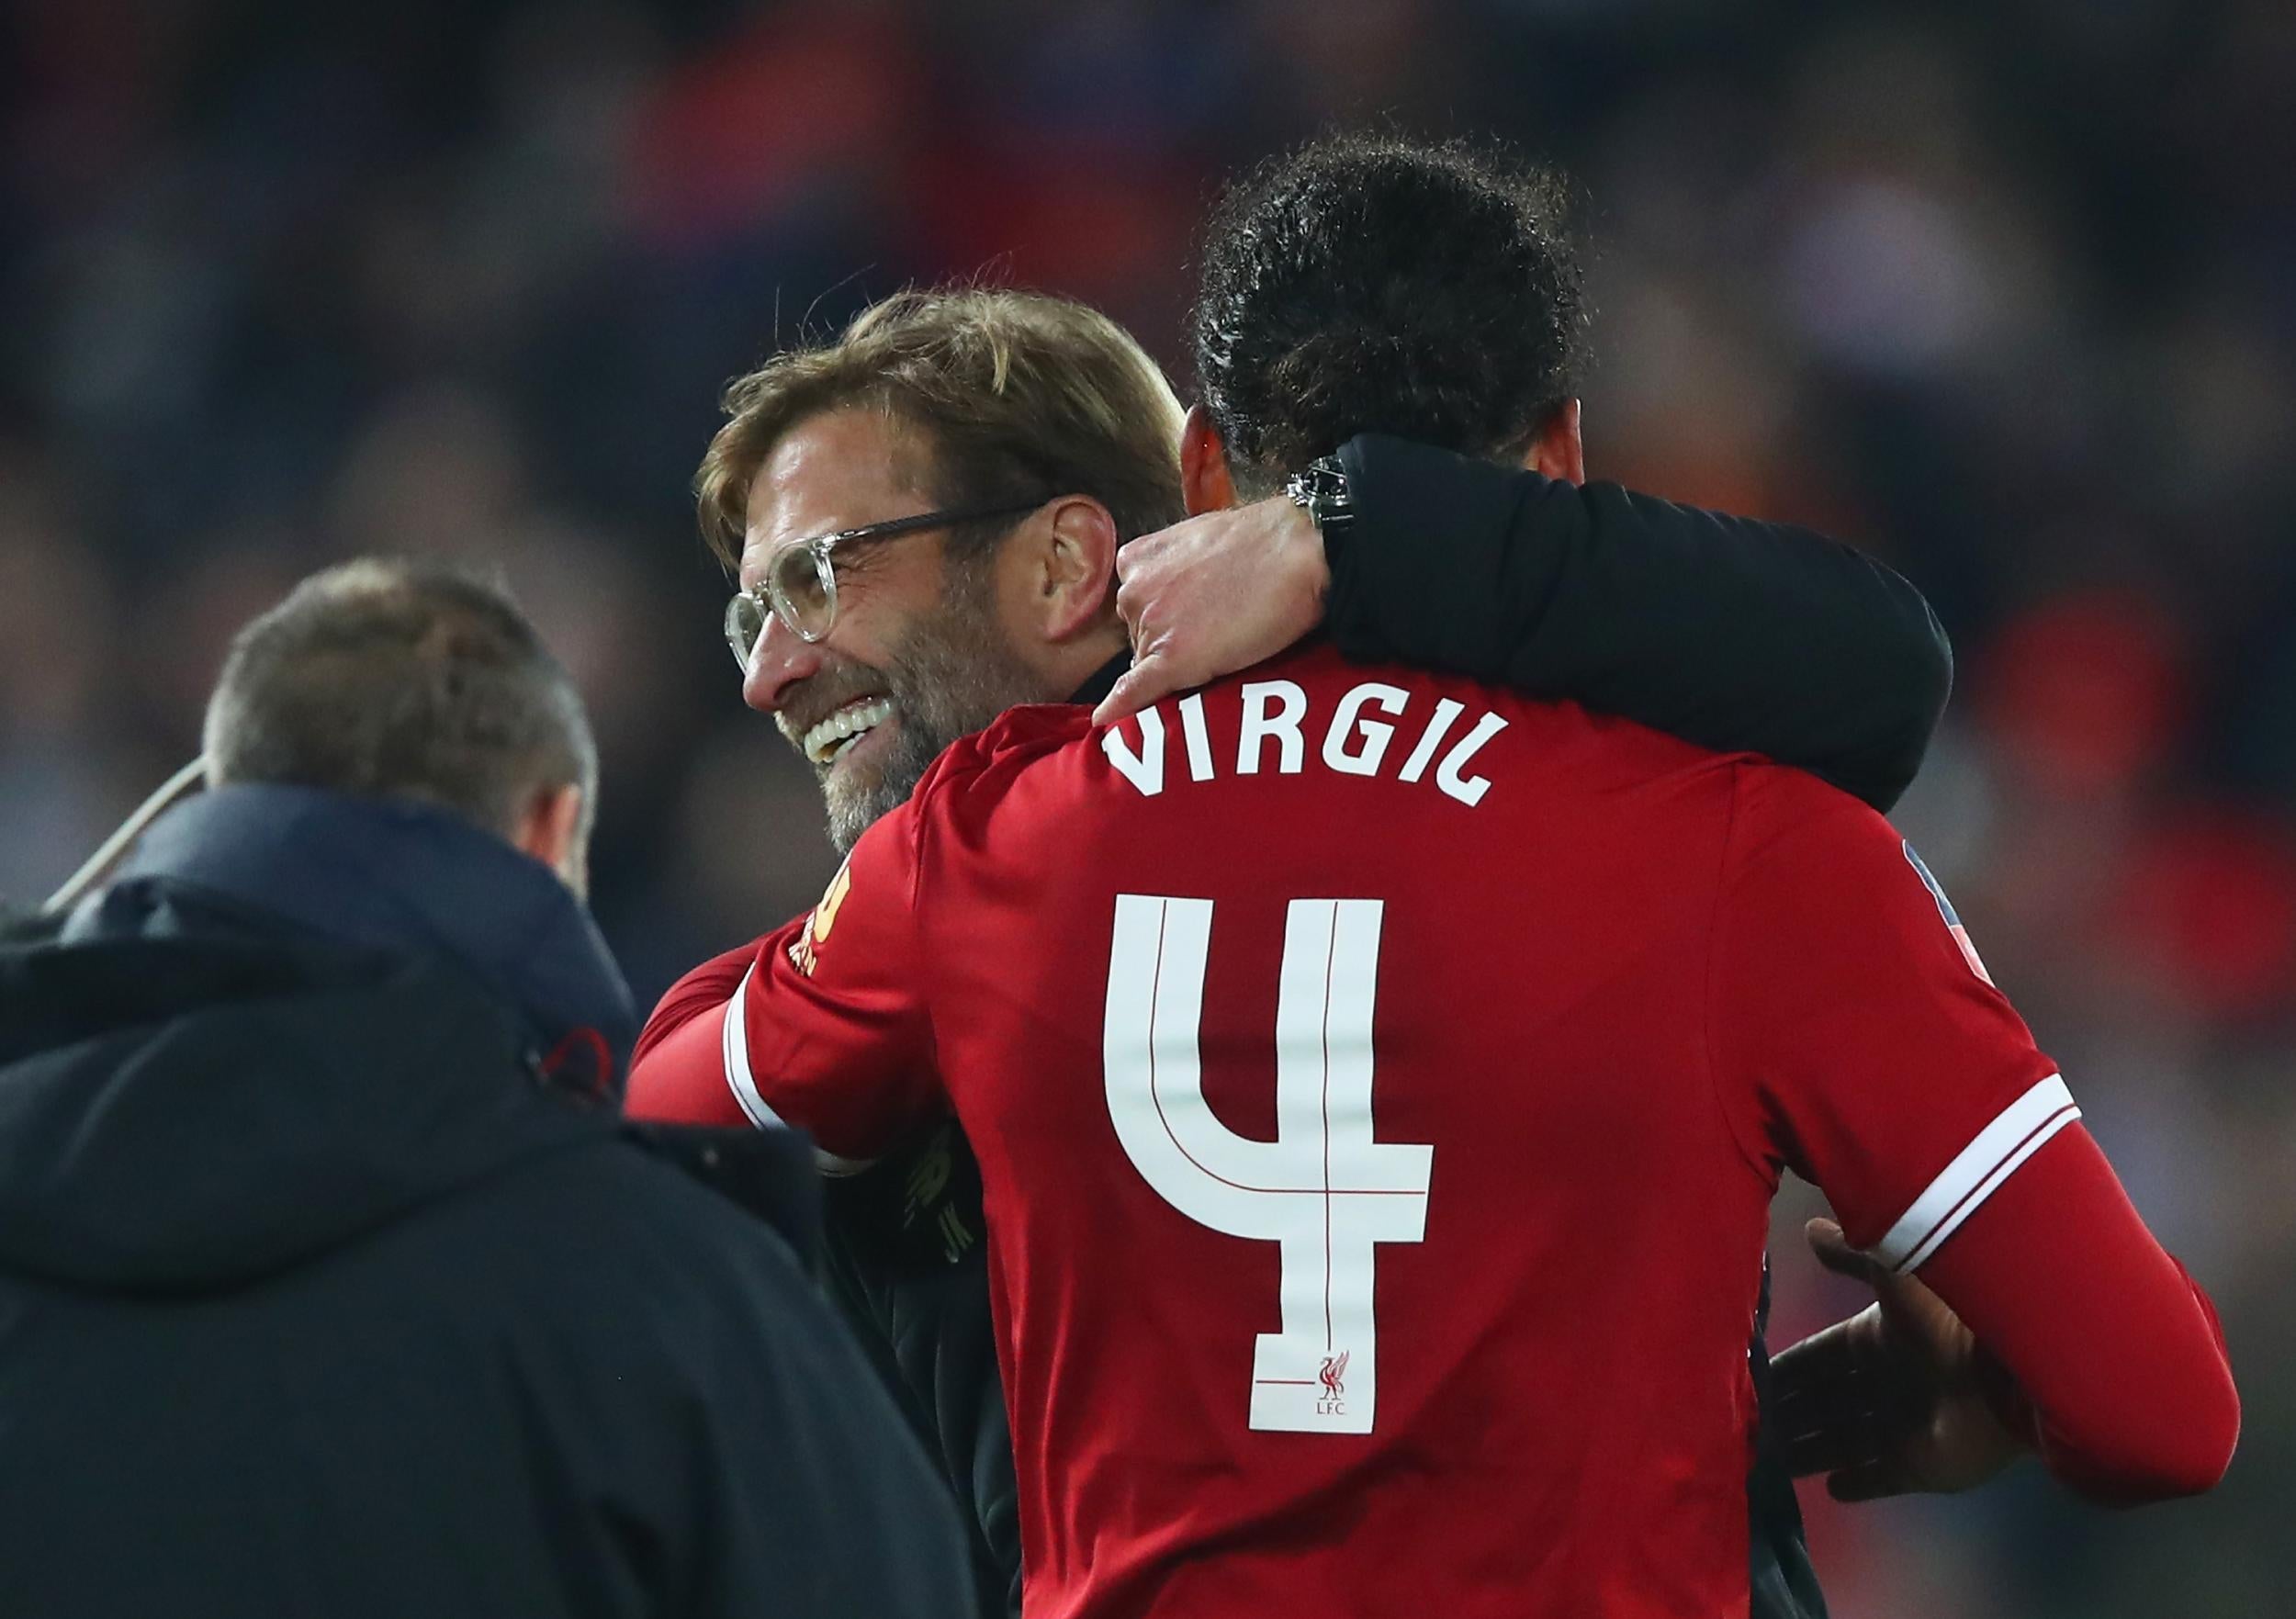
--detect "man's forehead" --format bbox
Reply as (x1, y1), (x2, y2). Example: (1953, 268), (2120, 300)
(743, 408), (930, 557)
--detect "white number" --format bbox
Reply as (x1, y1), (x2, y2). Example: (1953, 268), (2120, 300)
(1102, 894), (1434, 1433)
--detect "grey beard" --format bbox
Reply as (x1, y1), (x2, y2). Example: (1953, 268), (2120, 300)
(822, 591), (1048, 855)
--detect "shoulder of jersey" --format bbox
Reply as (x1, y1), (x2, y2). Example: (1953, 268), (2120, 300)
(908, 701), (1093, 809)
(1722, 750), (1905, 858)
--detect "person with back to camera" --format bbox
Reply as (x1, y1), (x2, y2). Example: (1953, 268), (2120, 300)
(0, 559), (973, 1619)
(634, 138), (2237, 1619)
(632, 276), (1956, 1619)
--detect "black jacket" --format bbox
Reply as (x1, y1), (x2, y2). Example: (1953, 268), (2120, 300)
(818, 439), (1947, 1618)
(0, 786), (972, 1619)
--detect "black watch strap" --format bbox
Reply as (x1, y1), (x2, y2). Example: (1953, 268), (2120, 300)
(1285, 454), (1356, 556)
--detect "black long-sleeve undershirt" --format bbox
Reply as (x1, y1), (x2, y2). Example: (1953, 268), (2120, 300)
(1329, 433), (1951, 812)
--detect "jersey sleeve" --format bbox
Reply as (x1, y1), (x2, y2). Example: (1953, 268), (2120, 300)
(1715, 767), (2239, 1501)
(625, 943), (759, 1127)
(1921, 1128), (2238, 1501)
(625, 804), (944, 1166)
(1706, 766), (2063, 1265)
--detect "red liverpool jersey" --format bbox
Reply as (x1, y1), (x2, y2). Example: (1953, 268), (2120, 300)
(631, 641), (2230, 1617)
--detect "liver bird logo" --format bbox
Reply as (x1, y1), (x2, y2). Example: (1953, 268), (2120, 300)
(1318, 1352), (1350, 1400)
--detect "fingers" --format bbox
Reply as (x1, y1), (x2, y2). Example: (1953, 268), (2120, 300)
(1769, 1315), (1861, 1398)
(1093, 661), (1164, 727)
(1111, 553), (1155, 622)
(1785, 1423), (1880, 1481)
(1102, 551), (1177, 723)
(1773, 1374), (1865, 1478)
(1805, 1217), (1887, 1287)
(1098, 502), (1324, 724)
(1826, 1459), (1911, 1503)
(1770, 1316), (1888, 1478)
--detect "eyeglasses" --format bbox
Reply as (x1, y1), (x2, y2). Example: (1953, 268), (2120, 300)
(724, 499), (1046, 669)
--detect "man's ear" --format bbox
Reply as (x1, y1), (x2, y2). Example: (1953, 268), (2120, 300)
(1019, 496), (1122, 644)
(513, 782), (589, 898)
(1181, 404), (1240, 515)
(1522, 399), (1586, 486)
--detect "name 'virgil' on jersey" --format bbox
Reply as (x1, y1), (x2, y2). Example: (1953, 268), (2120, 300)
(1100, 678), (1510, 805)
(629, 640), (2238, 1619)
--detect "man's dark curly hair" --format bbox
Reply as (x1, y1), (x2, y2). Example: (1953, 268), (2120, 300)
(1192, 133), (1589, 492)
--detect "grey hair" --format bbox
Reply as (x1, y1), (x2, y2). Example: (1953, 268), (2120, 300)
(202, 558), (596, 841)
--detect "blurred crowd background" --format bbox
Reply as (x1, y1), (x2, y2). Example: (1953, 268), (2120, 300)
(3, 0), (2290, 1612)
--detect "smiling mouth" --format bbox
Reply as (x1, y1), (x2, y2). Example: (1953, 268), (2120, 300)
(801, 697), (895, 768)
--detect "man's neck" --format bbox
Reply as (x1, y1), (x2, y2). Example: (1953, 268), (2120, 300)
(1038, 624), (1131, 707)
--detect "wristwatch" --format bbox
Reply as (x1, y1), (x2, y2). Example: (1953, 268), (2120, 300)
(1285, 454), (1356, 554)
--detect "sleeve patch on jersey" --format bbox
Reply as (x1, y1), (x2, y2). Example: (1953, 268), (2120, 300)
(784, 857), (853, 978)
(1903, 840), (1996, 987)
(1868, 1074), (2079, 1273)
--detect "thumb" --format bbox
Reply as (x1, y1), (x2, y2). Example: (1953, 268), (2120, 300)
(1093, 661), (1161, 727)
(1806, 1218), (1887, 1288)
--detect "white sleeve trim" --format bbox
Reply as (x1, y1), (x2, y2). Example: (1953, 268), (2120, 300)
(719, 964), (783, 1130)
(1868, 1074), (2080, 1274)
(718, 962), (879, 1176)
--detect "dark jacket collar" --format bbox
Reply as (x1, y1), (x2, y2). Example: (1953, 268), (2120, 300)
(83, 784), (637, 1077)
(1069, 653), (1130, 709)
(0, 789), (837, 1297)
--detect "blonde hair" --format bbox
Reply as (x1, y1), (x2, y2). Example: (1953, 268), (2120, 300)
(696, 287), (1187, 567)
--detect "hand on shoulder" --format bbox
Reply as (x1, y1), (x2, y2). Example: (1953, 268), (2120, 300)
(1094, 496), (1329, 726)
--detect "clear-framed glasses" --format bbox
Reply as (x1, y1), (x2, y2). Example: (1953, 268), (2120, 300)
(724, 499), (1046, 669)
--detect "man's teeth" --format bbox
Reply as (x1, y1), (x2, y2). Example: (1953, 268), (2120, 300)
(803, 699), (894, 766)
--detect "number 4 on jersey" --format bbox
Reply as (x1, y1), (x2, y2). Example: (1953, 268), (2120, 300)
(1103, 894), (1433, 1434)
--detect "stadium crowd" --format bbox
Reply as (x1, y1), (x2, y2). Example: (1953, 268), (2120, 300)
(2, 1), (2290, 1613)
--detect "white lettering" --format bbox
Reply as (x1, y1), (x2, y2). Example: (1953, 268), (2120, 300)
(1397, 698), (1465, 783)
(1177, 692), (1217, 782)
(1237, 680), (1308, 775)
(1322, 681), (1411, 777)
(1102, 706), (1167, 796)
(1104, 894), (1431, 1433)
(1435, 713), (1509, 806)
(1096, 685), (1508, 806)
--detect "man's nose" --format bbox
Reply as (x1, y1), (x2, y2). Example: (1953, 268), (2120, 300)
(741, 613), (824, 714)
